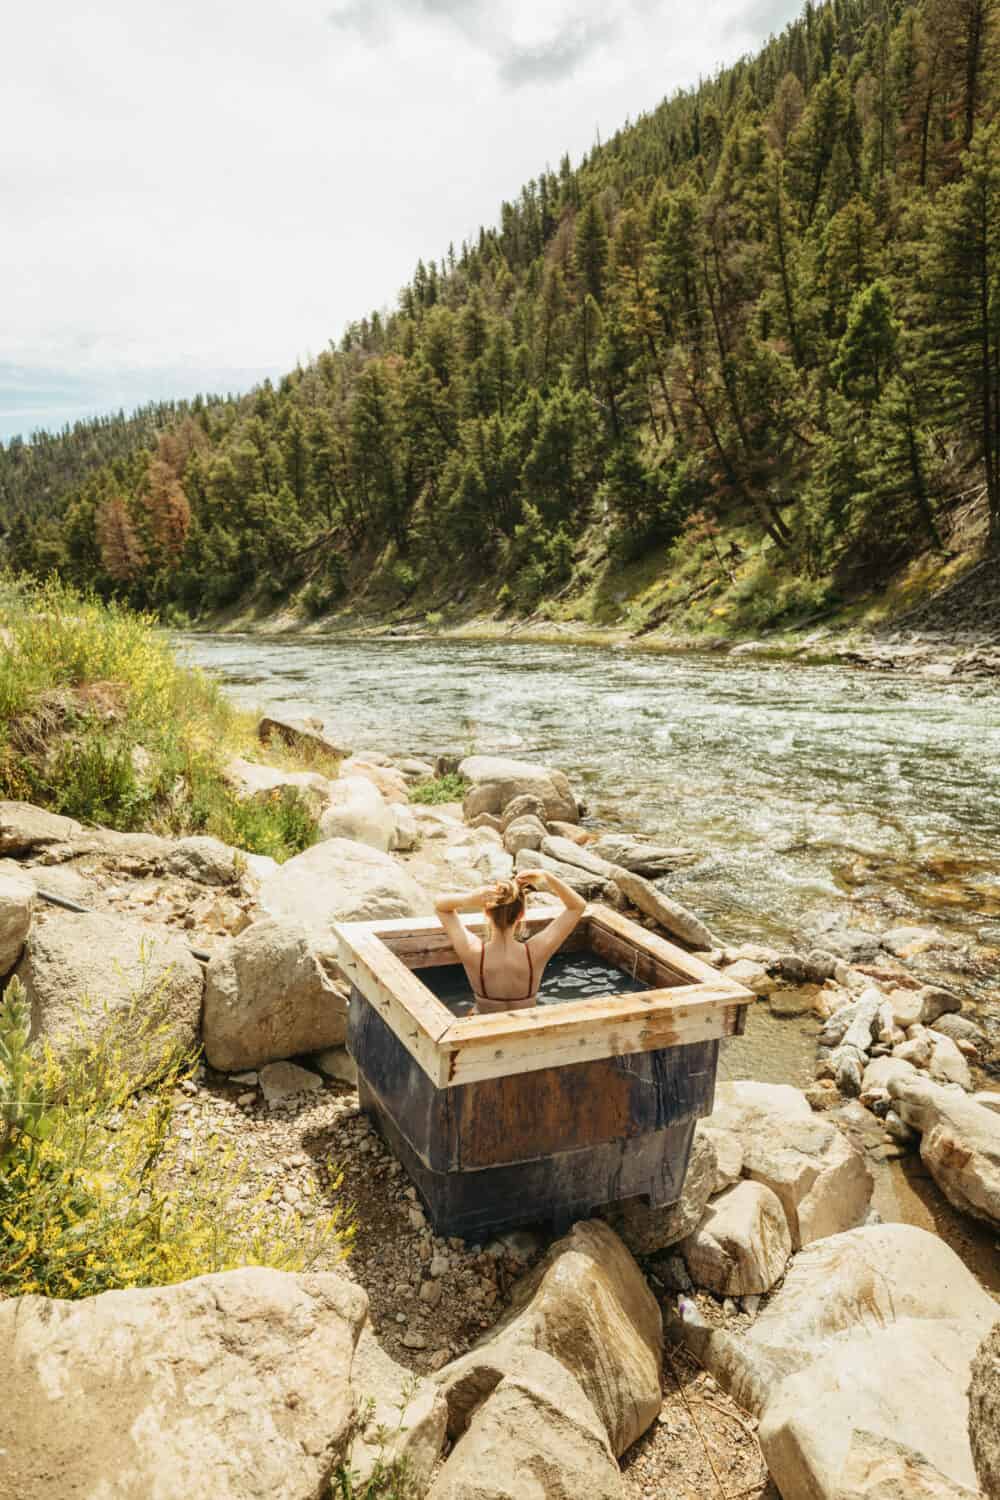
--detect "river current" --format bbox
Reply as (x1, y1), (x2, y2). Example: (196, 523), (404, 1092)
(176, 633), (999, 1022)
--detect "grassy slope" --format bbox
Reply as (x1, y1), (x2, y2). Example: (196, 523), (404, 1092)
(0, 574), (335, 858)
(204, 494), (991, 648)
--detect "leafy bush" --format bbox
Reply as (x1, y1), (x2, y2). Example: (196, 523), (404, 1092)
(409, 772), (467, 805)
(0, 575), (317, 860)
(0, 975), (352, 1299)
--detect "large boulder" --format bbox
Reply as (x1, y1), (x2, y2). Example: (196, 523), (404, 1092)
(707, 1081), (873, 1248)
(889, 1073), (1000, 1227)
(514, 846), (605, 897)
(0, 1267), (368, 1500)
(258, 713), (350, 760)
(317, 775), (395, 852)
(540, 834), (617, 881)
(681, 1181), (791, 1295)
(427, 1349), (623, 1500)
(610, 866), (719, 950)
(341, 757), (410, 805)
(502, 814), (547, 855)
(0, 800), (80, 857)
(590, 834), (697, 876)
(459, 756), (579, 825)
(349, 1321), (447, 1492)
(260, 838), (429, 943)
(164, 834), (245, 887)
(15, 909), (203, 1077)
(603, 1125), (718, 1254)
(0, 861), (33, 976)
(203, 917), (349, 1071)
(969, 1320), (1000, 1500)
(437, 1219), (661, 1458)
(668, 1225), (997, 1500)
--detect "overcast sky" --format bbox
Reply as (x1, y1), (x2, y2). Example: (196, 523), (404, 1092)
(2, 0), (800, 442)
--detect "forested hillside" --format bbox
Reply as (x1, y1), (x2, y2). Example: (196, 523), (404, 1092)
(3, 0), (998, 631)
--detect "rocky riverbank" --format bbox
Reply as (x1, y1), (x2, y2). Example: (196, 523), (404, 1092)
(201, 550), (1000, 681)
(2, 713), (998, 1499)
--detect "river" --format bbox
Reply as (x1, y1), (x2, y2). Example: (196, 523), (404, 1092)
(176, 632), (999, 1034)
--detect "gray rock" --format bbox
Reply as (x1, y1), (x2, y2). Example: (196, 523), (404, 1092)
(260, 837), (429, 937)
(15, 909), (203, 1080)
(610, 866), (719, 950)
(932, 1014), (985, 1048)
(969, 1320), (1000, 1500)
(681, 1181), (791, 1296)
(317, 775), (395, 852)
(889, 1074), (1000, 1228)
(502, 814), (548, 855)
(769, 986), (816, 1017)
(832, 1043), (866, 1096)
(603, 1126), (718, 1253)
(437, 1219), (661, 1458)
(588, 834), (697, 876)
(0, 862), (34, 977)
(427, 1349), (624, 1500)
(0, 1267), (367, 1500)
(459, 756), (579, 825)
(0, 800), (80, 857)
(773, 950), (839, 985)
(513, 847), (606, 897)
(259, 1060), (324, 1105)
(540, 835), (618, 881)
(668, 1224), (996, 1500)
(469, 812), (504, 833)
(203, 917), (349, 1072)
(164, 834), (243, 887)
(312, 1046), (358, 1085)
(258, 713), (350, 759)
(499, 794), (546, 831)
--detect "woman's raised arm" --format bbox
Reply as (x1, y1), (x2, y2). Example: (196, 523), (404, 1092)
(518, 869), (586, 963)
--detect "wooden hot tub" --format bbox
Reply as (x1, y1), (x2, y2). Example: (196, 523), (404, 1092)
(335, 903), (751, 1239)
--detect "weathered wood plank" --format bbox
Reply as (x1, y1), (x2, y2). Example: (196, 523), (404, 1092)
(586, 905), (724, 985)
(439, 985), (746, 1086)
(587, 922), (682, 989)
(334, 923), (453, 1085)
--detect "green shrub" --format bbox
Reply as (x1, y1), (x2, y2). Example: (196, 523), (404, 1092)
(409, 773), (467, 805)
(424, 611), (443, 631)
(0, 575), (318, 861)
(0, 976), (352, 1299)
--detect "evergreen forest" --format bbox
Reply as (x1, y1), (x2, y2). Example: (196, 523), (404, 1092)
(2, 0), (999, 631)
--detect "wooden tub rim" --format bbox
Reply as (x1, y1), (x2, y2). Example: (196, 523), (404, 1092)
(334, 902), (752, 1088)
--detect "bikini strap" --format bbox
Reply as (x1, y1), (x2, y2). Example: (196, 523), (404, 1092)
(527, 942), (534, 996)
(479, 940), (488, 999)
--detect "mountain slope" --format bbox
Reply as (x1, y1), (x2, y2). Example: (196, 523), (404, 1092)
(4, 0), (999, 636)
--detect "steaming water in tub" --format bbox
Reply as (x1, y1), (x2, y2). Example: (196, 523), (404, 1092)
(423, 949), (648, 1017)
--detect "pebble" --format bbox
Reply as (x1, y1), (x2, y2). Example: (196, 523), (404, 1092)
(408, 1207), (427, 1231)
(420, 1280), (443, 1307)
(401, 1331), (428, 1350)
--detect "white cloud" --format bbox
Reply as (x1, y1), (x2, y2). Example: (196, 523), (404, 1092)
(2, 0), (801, 439)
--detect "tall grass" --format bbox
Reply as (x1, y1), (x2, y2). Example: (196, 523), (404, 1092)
(0, 574), (318, 859)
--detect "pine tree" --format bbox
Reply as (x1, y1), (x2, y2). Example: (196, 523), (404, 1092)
(574, 198), (610, 303)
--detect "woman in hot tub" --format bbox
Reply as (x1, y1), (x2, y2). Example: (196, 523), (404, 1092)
(434, 868), (587, 1013)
